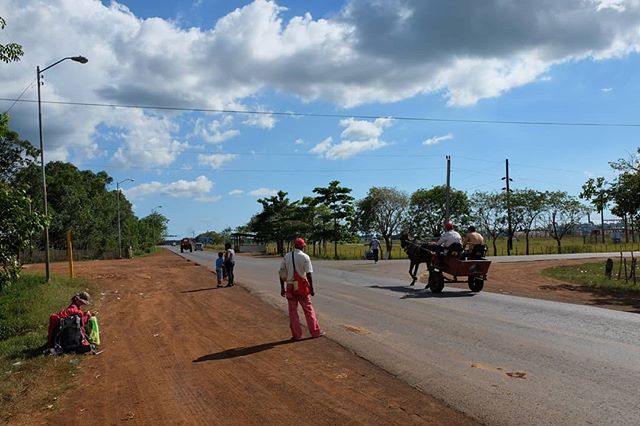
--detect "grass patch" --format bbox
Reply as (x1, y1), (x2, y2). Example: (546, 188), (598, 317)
(542, 261), (640, 293)
(0, 272), (95, 422)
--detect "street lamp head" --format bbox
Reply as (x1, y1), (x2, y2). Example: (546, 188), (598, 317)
(117, 177), (135, 185)
(71, 56), (88, 64)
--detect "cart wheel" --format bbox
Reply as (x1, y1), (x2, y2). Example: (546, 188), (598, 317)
(468, 277), (484, 292)
(429, 271), (445, 293)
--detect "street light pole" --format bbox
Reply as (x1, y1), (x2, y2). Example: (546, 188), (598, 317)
(37, 55), (88, 282)
(116, 178), (134, 258)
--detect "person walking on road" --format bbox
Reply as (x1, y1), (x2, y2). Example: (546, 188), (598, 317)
(369, 235), (381, 263)
(224, 243), (235, 287)
(278, 238), (324, 341)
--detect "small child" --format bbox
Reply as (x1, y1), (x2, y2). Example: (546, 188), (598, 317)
(215, 252), (225, 287)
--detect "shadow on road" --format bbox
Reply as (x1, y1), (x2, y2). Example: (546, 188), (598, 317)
(193, 338), (310, 362)
(180, 287), (223, 294)
(369, 285), (476, 299)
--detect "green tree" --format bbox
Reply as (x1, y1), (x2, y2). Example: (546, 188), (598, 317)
(0, 113), (39, 184)
(0, 17), (24, 63)
(355, 187), (408, 257)
(0, 114), (46, 288)
(510, 189), (546, 255)
(0, 186), (48, 289)
(607, 149), (640, 241)
(580, 177), (610, 244)
(135, 212), (168, 252)
(470, 191), (506, 256)
(312, 180), (355, 259)
(407, 185), (470, 239)
(541, 191), (589, 254)
(609, 172), (640, 242)
(249, 191), (298, 254)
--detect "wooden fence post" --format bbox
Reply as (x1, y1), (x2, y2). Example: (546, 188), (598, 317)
(66, 230), (74, 278)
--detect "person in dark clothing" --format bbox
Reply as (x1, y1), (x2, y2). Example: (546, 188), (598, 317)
(224, 242), (235, 287)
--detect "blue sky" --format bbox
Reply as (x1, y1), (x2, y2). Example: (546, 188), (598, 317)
(1, 0), (639, 238)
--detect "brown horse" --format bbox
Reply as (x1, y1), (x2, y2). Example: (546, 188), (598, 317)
(400, 232), (435, 287)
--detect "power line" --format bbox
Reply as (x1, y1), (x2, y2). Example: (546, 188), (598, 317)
(86, 146), (447, 158)
(2, 97), (640, 128)
(2, 79), (37, 114)
(81, 163), (445, 173)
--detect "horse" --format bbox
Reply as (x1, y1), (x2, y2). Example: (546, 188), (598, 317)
(400, 232), (435, 287)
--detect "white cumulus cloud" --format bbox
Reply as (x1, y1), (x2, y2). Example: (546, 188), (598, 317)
(248, 187), (278, 197)
(125, 175), (215, 199)
(310, 118), (392, 159)
(191, 116), (240, 144)
(423, 133), (454, 146)
(3, 0), (640, 166)
(198, 153), (238, 169)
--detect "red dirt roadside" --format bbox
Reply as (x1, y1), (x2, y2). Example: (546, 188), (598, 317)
(14, 251), (476, 426)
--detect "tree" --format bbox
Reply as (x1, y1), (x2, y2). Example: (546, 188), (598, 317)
(510, 189), (546, 255)
(0, 17), (24, 63)
(0, 114), (47, 288)
(249, 191), (298, 254)
(609, 172), (640, 242)
(609, 147), (640, 173)
(407, 185), (470, 239)
(541, 191), (589, 254)
(580, 177), (610, 244)
(470, 191), (507, 256)
(355, 187), (408, 257)
(0, 113), (39, 184)
(136, 212), (168, 251)
(0, 186), (48, 289)
(312, 181), (355, 259)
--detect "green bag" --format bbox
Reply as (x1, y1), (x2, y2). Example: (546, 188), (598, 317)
(86, 316), (100, 346)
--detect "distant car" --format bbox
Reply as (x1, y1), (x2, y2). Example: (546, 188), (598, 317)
(180, 238), (193, 253)
(195, 243), (204, 251)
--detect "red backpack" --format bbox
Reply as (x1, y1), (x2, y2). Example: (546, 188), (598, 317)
(290, 251), (311, 296)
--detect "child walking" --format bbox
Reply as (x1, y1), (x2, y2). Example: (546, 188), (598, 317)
(215, 252), (225, 287)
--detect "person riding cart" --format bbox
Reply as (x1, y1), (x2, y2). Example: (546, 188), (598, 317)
(429, 222), (463, 264)
(463, 226), (486, 259)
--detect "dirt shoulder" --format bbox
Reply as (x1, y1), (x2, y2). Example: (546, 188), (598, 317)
(326, 257), (640, 314)
(15, 251), (475, 426)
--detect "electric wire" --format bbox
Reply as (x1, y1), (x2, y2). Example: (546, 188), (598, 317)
(80, 163), (445, 174)
(2, 97), (640, 128)
(2, 79), (37, 114)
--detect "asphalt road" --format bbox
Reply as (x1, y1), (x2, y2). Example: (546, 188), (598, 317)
(170, 248), (640, 426)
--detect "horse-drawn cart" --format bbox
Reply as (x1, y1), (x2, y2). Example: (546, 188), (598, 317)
(426, 255), (491, 293)
(400, 232), (491, 293)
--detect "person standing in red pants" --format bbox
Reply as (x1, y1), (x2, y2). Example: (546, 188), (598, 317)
(278, 238), (325, 341)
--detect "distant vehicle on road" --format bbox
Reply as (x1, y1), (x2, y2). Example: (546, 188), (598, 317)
(195, 242), (204, 251)
(180, 238), (194, 253)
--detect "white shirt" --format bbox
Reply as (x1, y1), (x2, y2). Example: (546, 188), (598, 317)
(225, 248), (235, 261)
(436, 230), (462, 247)
(280, 249), (313, 282)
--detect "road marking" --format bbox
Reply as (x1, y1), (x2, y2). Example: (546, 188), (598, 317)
(343, 324), (371, 334)
(471, 363), (528, 379)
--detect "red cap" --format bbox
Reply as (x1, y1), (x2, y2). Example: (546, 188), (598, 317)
(294, 238), (306, 249)
(445, 222), (454, 231)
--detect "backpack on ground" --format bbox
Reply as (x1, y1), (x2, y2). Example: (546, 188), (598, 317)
(55, 315), (91, 353)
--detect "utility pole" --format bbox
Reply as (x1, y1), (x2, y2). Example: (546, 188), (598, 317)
(445, 155), (451, 224)
(502, 159), (513, 255)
